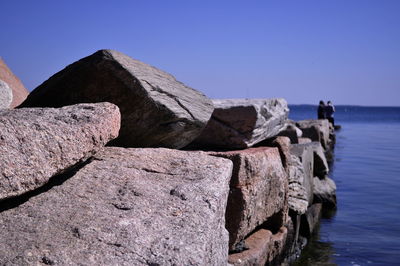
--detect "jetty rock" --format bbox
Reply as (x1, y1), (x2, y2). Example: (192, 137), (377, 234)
(296, 119), (331, 151)
(188, 98), (288, 149)
(0, 80), (12, 108)
(0, 147), (232, 265)
(0, 102), (120, 200)
(0, 58), (29, 108)
(19, 49), (213, 149)
(209, 147), (288, 250)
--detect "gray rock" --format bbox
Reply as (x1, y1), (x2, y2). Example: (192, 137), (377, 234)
(296, 119), (331, 150)
(190, 98), (289, 149)
(290, 144), (314, 206)
(313, 176), (337, 207)
(0, 79), (12, 108)
(0, 58), (29, 108)
(0, 147), (232, 265)
(277, 121), (302, 144)
(209, 147), (288, 250)
(0, 102), (120, 200)
(19, 49), (213, 149)
(287, 155), (309, 214)
(300, 203), (322, 238)
(309, 142), (330, 178)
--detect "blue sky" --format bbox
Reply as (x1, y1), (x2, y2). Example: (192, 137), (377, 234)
(1, 0), (399, 106)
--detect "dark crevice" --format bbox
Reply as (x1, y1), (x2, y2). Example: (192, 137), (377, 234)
(0, 158), (93, 213)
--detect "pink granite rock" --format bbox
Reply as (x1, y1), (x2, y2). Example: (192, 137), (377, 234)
(0, 58), (29, 108)
(0, 102), (120, 200)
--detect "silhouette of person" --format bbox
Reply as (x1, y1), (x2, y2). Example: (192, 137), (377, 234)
(325, 100), (335, 126)
(318, 100), (326, 119)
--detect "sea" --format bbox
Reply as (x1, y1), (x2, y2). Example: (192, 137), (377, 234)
(288, 105), (400, 266)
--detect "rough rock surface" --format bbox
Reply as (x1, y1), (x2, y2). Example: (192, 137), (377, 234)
(0, 103), (120, 200)
(191, 98), (289, 149)
(300, 203), (322, 238)
(228, 227), (288, 266)
(313, 176), (337, 207)
(277, 121), (302, 144)
(290, 144), (314, 206)
(210, 147), (288, 250)
(0, 58), (29, 107)
(309, 142), (329, 178)
(287, 155), (309, 214)
(298, 137), (312, 144)
(0, 147), (232, 265)
(296, 119), (331, 150)
(0, 79), (12, 108)
(19, 49), (213, 149)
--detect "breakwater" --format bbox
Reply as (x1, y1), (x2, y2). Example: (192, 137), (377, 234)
(0, 50), (337, 265)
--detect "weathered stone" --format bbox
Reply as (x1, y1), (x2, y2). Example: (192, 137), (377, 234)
(277, 121), (302, 144)
(309, 142), (330, 178)
(298, 137), (311, 144)
(300, 203), (322, 238)
(228, 226), (288, 266)
(0, 80), (12, 108)
(0, 147), (232, 265)
(263, 136), (291, 169)
(19, 49), (213, 149)
(0, 103), (120, 200)
(0, 58), (29, 108)
(313, 176), (337, 208)
(290, 144), (314, 206)
(287, 155), (309, 214)
(209, 147), (288, 250)
(191, 98), (289, 149)
(296, 119), (331, 150)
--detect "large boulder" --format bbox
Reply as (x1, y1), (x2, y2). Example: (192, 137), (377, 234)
(19, 49), (213, 149)
(300, 203), (322, 238)
(277, 121), (302, 144)
(190, 98), (289, 149)
(296, 119), (331, 150)
(209, 147), (288, 250)
(0, 80), (12, 108)
(0, 57), (29, 107)
(0, 103), (120, 200)
(0, 147), (232, 265)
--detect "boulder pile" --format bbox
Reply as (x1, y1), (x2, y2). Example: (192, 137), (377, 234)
(0, 50), (338, 265)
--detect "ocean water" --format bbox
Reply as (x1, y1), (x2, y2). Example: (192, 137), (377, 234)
(288, 105), (400, 266)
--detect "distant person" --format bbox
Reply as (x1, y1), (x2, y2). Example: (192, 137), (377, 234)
(318, 100), (326, 119)
(325, 100), (335, 126)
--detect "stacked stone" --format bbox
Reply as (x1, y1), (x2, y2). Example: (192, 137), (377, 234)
(0, 49), (337, 265)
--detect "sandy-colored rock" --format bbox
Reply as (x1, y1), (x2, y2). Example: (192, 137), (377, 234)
(20, 49), (213, 149)
(0, 147), (232, 265)
(0, 58), (29, 107)
(298, 137), (312, 144)
(191, 98), (288, 149)
(0, 103), (120, 200)
(0, 80), (12, 108)
(228, 226), (288, 266)
(210, 147), (288, 250)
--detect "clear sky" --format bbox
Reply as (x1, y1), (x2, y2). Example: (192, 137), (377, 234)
(1, 0), (399, 106)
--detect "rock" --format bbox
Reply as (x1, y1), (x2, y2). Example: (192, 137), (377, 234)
(277, 121), (302, 144)
(0, 103), (120, 200)
(313, 176), (337, 208)
(287, 155), (309, 214)
(209, 147), (288, 250)
(300, 203), (322, 238)
(228, 227), (288, 266)
(296, 119), (331, 150)
(190, 98), (289, 149)
(0, 147), (232, 265)
(0, 80), (12, 108)
(19, 49), (213, 149)
(0, 58), (29, 108)
(290, 144), (314, 206)
(309, 142), (330, 178)
(298, 137), (311, 144)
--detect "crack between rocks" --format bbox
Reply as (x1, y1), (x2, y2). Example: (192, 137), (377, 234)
(0, 158), (93, 213)
(142, 80), (196, 121)
(140, 167), (178, 176)
(211, 116), (249, 141)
